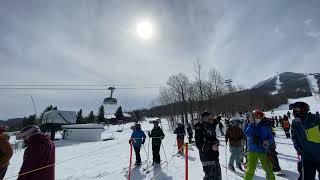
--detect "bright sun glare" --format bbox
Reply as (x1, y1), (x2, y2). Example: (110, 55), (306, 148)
(136, 21), (153, 40)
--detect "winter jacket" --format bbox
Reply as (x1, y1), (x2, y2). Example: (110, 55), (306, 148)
(187, 126), (193, 136)
(283, 120), (290, 129)
(149, 127), (165, 146)
(291, 113), (320, 162)
(0, 133), (13, 168)
(200, 121), (220, 162)
(174, 126), (185, 139)
(130, 129), (146, 148)
(245, 120), (274, 153)
(225, 126), (245, 147)
(195, 120), (218, 151)
(18, 134), (55, 180)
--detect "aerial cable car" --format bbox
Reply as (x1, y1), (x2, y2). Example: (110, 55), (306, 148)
(103, 87), (117, 105)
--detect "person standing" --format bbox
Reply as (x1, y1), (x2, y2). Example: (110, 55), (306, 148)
(186, 123), (193, 143)
(148, 121), (165, 165)
(225, 120), (245, 171)
(174, 123), (186, 154)
(287, 111), (291, 119)
(129, 124), (146, 165)
(0, 126), (13, 179)
(243, 110), (275, 180)
(16, 125), (55, 180)
(217, 116), (224, 136)
(290, 102), (320, 180)
(282, 115), (291, 138)
(195, 113), (221, 180)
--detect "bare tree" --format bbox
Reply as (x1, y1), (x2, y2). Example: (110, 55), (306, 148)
(194, 58), (205, 101)
(167, 73), (190, 124)
(208, 67), (225, 97)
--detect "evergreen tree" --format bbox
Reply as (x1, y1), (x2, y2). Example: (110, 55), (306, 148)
(115, 106), (124, 121)
(76, 109), (84, 124)
(97, 105), (105, 124)
(23, 115), (37, 127)
(87, 111), (96, 123)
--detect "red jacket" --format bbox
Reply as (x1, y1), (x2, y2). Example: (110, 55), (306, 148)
(18, 134), (55, 180)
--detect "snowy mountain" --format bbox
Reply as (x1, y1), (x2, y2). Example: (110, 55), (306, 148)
(251, 72), (320, 99)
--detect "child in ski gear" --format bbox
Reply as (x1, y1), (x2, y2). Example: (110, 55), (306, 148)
(225, 120), (245, 171)
(174, 123), (186, 154)
(244, 110), (275, 180)
(129, 124), (146, 165)
(186, 123), (193, 143)
(195, 112), (221, 180)
(282, 115), (291, 138)
(0, 126), (13, 179)
(148, 121), (165, 165)
(16, 125), (55, 180)
(290, 102), (320, 180)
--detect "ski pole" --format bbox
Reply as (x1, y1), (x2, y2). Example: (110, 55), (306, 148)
(147, 137), (150, 170)
(225, 143), (228, 180)
(161, 143), (168, 164)
(128, 142), (133, 180)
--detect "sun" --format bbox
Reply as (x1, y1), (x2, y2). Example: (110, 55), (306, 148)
(136, 21), (153, 40)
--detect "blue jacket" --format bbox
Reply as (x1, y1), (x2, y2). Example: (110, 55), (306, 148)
(291, 113), (320, 162)
(245, 120), (274, 153)
(174, 126), (186, 139)
(130, 129), (146, 148)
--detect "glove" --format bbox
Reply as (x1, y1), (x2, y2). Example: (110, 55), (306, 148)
(129, 139), (132, 144)
(263, 140), (269, 150)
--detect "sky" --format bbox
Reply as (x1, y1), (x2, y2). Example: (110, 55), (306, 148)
(1, 0), (320, 120)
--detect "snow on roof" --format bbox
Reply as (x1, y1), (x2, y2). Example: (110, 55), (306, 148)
(62, 124), (104, 129)
(105, 114), (116, 119)
(42, 110), (77, 125)
(123, 113), (132, 117)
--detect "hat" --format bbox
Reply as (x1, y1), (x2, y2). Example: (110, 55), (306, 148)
(16, 125), (41, 140)
(153, 121), (159, 124)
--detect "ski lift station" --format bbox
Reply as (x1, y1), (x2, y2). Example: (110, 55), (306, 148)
(62, 124), (105, 142)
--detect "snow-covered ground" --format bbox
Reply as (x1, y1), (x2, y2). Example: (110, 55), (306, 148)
(5, 115), (319, 180)
(271, 74), (282, 95)
(306, 73), (320, 96)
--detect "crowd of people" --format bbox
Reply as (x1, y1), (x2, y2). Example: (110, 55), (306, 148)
(0, 101), (319, 180)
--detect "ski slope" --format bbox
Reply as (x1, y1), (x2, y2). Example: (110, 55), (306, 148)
(5, 117), (317, 180)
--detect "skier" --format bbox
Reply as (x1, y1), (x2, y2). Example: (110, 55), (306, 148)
(186, 123), (193, 143)
(217, 116), (225, 136)
(279, 116), (283, 127)
(290, 102), (320, 180)
(275, 116), (279, 127)
(0, 126), (13, 179)
(148, 121), (165, 165)
(16, 125), (55, 180)
(287, 111), (291, 119)
(174, 123), (186, 154)
(225, 120), (245, 171)
(243, 110), (275, 180)
(282, 115), (291, 138)
(195, 112), (221, 180)
(129, 123), (146, 165)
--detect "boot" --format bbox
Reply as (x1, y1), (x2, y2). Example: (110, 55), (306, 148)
(237, 163), (243, 171)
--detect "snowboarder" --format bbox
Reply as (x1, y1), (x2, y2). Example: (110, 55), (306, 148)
(290, 102), (320, 180)
(225, 120), (245, 171)
(195, 112), (221, 180)
(174, 123), (186, 154)
(282, 115), (291, 138)
(217, 116), (224, 136)
(148, 121), (165, 165)
(129, 123), (146, 165)
(16, 125), (55, 180)
(186, 123), (193, 143)
(0, 126), (13, 179)
(243, 110), (275, 180)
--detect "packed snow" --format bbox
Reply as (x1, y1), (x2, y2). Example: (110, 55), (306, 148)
(271, 74), (282, 95)
(306, 73), (320, 96)
(5, 115), (320, 180)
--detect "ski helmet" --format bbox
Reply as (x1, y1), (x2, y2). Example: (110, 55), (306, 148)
(253, 110), (264, 118)
(289, 102), (310, 118)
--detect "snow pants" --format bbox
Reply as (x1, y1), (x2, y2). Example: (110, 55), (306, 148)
(203, 161), (221, 180)
(177, 138), (184, 154)
(297, 159), (320, 180)
(134, 146), (141, 163)
(229, 146), (241, 167)
(152, 144), (161, 163)
(284, 128), (290, 138)
(244, 152), (275, 180)
(0, 166), (8, 179)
